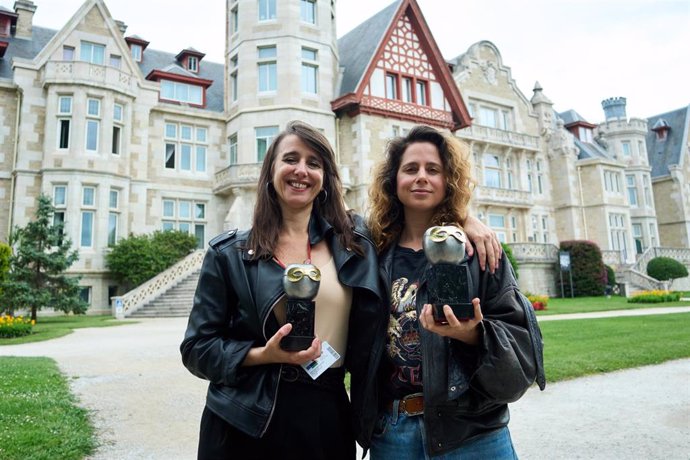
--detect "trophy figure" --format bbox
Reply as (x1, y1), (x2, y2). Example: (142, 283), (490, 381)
(423, 225), (474, 323)
(280, 263), (321, 351)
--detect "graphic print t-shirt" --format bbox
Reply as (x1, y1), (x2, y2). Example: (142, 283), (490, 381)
(383, 245), (427, 399)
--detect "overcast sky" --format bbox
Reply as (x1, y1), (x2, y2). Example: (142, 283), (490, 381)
(22, 0), (690, 123)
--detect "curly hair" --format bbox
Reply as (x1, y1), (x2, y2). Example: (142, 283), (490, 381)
(367, 125), (474, 253)
(248, 120), (362, 259)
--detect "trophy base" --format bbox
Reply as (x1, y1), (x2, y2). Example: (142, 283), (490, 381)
(280, 335), (314, 351)
(432, 302), (474, 323)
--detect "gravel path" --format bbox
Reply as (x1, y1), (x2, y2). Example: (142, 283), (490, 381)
(1, 312), (689, 459)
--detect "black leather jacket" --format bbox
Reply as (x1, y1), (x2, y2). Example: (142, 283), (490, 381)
(378, 244), (545, 457)
(180, 214), (387, 447)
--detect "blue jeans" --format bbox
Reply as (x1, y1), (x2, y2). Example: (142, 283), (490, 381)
(369, 401), (518, 460)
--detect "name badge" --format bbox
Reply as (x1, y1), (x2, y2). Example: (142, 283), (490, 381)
(301, 341), (340, 380)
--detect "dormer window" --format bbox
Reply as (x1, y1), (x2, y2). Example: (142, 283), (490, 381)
(652, 118), (670, 141)
(188, 56), (198, 73)
(146, 70), (213, 108)
(578, 126), (594, 143)
(125, 36), (149, 63)
(131, 44), (142, 62)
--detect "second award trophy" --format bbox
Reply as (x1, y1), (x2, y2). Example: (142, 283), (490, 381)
(280, 263), (321, 351)
(423, 225), (474, 323)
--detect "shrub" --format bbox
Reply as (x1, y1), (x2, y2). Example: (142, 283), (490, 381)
(106, 230), (198, 289)
(502, 243), (519, 279)
(628, 290), (681, 303)
(647, 257), (688, 283)
(526, 293), (549, 310)
(558, 241), (606, 297)
(0, 314), (34, 338)
(605, 265), (616, 286)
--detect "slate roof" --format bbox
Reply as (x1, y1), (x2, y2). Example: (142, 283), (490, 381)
(646, 106), (690, 178)
(559, 109), (590, 126)
(574, 138), (611, 161)
(0, 26), (224, 112)
(337, 0), (400, 96)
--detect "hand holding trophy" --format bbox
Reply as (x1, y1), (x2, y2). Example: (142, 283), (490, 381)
(423, 225), (474, 323)
(280, 263), (321, 351)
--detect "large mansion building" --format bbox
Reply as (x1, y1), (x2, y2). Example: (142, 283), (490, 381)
(0, 0), (688, 311)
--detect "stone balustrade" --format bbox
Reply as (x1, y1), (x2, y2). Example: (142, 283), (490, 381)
(474, 186), (533, 207)
(460, 125), (541, 150)
(42, 61), (138, 96)
(112, 249), (205, 318)
(509, 243), (559, 262)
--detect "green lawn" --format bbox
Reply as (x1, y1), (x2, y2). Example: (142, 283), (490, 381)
(0, 315), (132, 345)
(536, 295), (690, 316)
(0, 357), (96, 460)
(541, 312), (690, 382)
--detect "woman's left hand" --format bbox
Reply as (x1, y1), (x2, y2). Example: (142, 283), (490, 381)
(419, 298), (483, 345)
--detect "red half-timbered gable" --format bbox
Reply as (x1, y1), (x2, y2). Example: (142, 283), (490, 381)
(333, 0), (470, 131)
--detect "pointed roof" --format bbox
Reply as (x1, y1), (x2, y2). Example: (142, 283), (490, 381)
(334, 0), (470, 130)
(646, 105), (690, 178)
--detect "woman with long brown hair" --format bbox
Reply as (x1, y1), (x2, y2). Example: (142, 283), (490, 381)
(367, 125), (543, 459)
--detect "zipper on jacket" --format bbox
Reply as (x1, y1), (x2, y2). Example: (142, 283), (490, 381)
(259, 291), (286, 438)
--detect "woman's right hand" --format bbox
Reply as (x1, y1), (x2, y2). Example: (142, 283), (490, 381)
(242, 323), (322, 367)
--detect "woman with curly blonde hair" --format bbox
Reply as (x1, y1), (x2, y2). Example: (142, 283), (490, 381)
(366, 125), (543, 459)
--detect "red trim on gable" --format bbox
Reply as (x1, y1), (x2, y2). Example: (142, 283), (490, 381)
(0, 41), (8, 58)
(175, 48), (206, 61)
(335, 0), (471, 131)
(125, 36), (150, 49)
(145, 70), (213, 88)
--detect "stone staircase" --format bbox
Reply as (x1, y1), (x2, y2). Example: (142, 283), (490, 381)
(129, 269), (200, 318)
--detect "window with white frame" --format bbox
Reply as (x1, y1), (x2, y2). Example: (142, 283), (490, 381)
(57, 95), (72, 149)
(258, 46), (277, 93)
(488, 214), (506, 243)
(643, 175), (652, 207)
(604, 170), (621, 193)
(649, 222), (657, 247)
(162, 198), (207, 248)
(536, 160), (544, 194)
(526, 159), (533, 193)
(187, 56), (198, 73)
(541, 215), (549, 243)
(130, 43), (142, 62)
(386, 73), (397, 99)
(483, 154), (501, 188)
(626, 175), (638, 206)
(402, 77), (413, 103)
(80, 186), (96, 247)
(160, 80), (203, 105)
(63, 45), (75, 61)
(530, 214), (538, 242)
(85, 98), (101, 152)
(230, 54), (239, 102)
(301, 47), (318, 94)
(300, 0), (316, 23)
(229, 133), (238, 164)
(474, 103), (512, 130)
(510, 215), (518, 242)
(231, 6), (239, 34)
(632, 223), (643, 254)
(416, 80), (427, 105)
(80, 41), (105, 65)
(164, 122), (207, 173)
(256, 126), (278, 162)
(579, 127), (594, 143)
(637, 140), (645, 157)
(258, 0), (276, 21)
(53, 185), (67, 230)
(608, 213), (628, 258)
(109, 54), (121, 68)
(112, 103), (123, 155)
(621, 141), (631, 157)
(79, 286), (92, 304)
(108, 188), (119, 246)
(506, 158), (514, 189)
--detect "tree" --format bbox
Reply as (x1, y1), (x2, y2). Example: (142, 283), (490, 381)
(106, 230), (198, 289)
(558, 240), (606, 297)
(647, 257), (689, 289)
(0, 195), (86, 320)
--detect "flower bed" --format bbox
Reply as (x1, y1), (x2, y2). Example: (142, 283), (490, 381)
(0, 315), (35, 338)
(526, 293), (549, 311)
(628, 290), (681, 304)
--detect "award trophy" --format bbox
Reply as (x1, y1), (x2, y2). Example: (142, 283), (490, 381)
(423, 225), (474, 323)
(280, 263), (321, 351)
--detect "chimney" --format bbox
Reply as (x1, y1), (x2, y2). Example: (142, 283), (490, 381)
(601, 97), (627, 121)
(115, 20), (128, 35)
(13, 0), (36, 39)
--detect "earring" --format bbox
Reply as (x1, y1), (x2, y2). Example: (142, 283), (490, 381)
(318, 189), (328, 204)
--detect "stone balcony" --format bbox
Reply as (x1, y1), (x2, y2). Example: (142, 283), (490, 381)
(42, 61), (138, 96)
(474, 186), (533, 208)
(214, 163), (354, 196)
(459, 125), (541, 151)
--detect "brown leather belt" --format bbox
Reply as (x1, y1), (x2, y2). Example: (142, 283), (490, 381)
(386, 393), (424, 416)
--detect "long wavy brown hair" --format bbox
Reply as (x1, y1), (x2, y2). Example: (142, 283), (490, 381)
(368, 125), (474, 253)
(248, 120), (362, 259)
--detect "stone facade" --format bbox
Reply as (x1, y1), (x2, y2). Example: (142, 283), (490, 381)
(0, 0), (686, 311)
